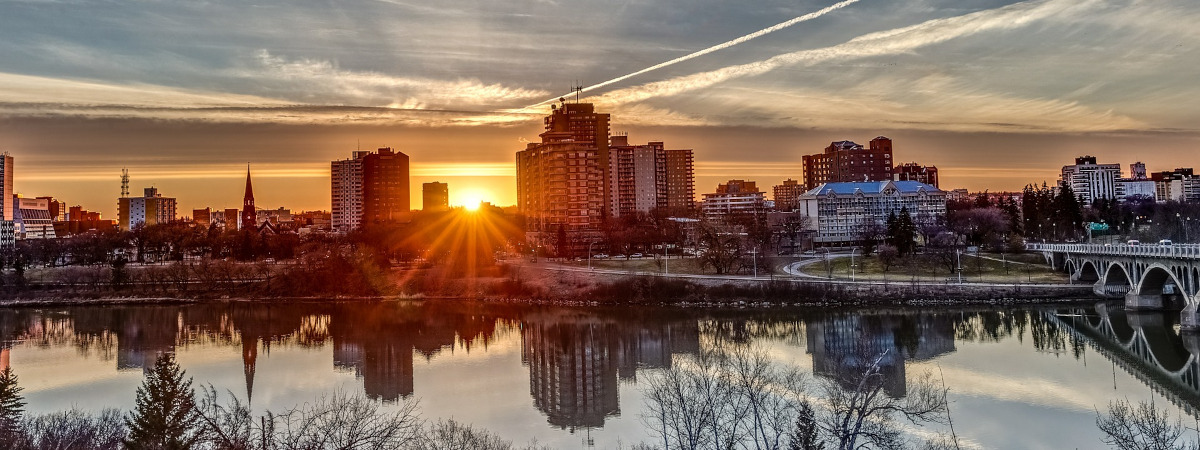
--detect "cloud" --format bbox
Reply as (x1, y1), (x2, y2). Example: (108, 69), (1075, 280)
(526, 0), (863, 108)
(238, 50), (549, 109)
(589, 0), (1091, 107)
(697, 73), (1148, 133)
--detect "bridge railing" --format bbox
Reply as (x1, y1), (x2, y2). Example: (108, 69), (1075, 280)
(1029, 242), (1200, 260)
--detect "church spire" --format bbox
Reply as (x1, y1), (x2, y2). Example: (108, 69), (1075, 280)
(241, 164), (256, 230)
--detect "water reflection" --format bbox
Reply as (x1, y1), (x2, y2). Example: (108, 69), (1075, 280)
(807, 314), (957, 398)
(1049, 304), (1200, 415)
(5, 300), (1200, 445)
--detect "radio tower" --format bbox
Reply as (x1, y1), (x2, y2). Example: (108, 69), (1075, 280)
(120, 168), (130, 197)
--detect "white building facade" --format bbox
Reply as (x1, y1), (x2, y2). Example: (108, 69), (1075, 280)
(798, 181), (946, 246)
(331, 151), (368, 233)
(1061, 156), (1121, 205)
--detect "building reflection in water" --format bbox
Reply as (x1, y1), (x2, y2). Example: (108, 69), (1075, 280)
(807, 313), (956, 398)
(520, 312), (700, 429)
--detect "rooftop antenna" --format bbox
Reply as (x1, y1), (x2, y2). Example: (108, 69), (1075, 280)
(120, 168), (130, 197)
(574, 81), (583, 103)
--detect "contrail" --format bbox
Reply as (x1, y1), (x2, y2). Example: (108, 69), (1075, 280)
(526, 0), (860, 108)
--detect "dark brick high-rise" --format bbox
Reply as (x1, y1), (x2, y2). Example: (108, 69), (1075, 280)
(362, 147), (410, 224)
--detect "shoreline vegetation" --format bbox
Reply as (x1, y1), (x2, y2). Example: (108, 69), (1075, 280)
(0, 255), (1094, 309)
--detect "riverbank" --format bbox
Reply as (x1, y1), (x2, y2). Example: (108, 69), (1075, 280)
(0, 260), (1096, 308)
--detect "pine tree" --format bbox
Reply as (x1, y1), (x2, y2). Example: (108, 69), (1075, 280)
(885, 211), (898, 248)
(896, 207), (917, 256)
(788, 400), (824, 450)
(0, 366), (25, 441)
(125, 353), (201, 450)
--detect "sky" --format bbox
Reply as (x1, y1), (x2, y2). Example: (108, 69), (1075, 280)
(0, 0), (1197, 217)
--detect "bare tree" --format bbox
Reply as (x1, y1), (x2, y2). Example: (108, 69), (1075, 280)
(1096, 399), (1198, 450)
(818, 350), (949, 450)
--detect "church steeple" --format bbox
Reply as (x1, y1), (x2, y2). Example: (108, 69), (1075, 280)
(241, 164), (256, 230)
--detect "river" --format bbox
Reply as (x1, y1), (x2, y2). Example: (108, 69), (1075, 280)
(0, 300), (1195, 449)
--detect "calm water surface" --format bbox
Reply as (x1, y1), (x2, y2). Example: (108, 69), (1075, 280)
(0, 300), (1196, 449)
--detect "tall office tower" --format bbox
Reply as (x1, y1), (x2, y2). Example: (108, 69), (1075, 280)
(772, 178), (804, 211)
(242, 166), (256, 230)
(331, 148), (409, 232)
(801, 136), (895, 189)
(516, 102), (609, 235)
(1060, 155), (1122, 205)
(117, 187), (177, 231)
(422, 182), (449, 212)
(331, 150), (369, 233)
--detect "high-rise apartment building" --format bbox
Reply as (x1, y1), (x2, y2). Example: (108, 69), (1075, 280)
(664, 148), (695, 213)
(422, 182), (449, 212)
(606, 135), (696, 217)
(331, 147), (410, 232)
(0, 154), (13, 247)
(362, 148), (410, 224)
(117, 187), (177, 231)
(772, 179), (804, 211)
(801, 137), (894, 189)
(1060, 156), (1122, 205)
(892, 162), (939, 188)
(331, 150), (368, 233)
(516, 102), (609, 235)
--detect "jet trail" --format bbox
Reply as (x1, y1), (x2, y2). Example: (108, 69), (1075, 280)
(526, 0), (860, 108)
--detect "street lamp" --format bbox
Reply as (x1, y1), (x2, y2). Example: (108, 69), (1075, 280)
(749, 247), (759, 278)
(849, 247), (859, 282)
(587, 241), (599, 271)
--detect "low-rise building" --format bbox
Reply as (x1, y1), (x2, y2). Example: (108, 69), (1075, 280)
(701, 180), (765, 219)
(798, 181), (946, 246)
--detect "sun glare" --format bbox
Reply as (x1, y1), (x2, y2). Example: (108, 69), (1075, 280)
(464, 201), (481, 211)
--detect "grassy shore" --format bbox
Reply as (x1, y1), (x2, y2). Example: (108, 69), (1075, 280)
(799, 252), (1068, 284)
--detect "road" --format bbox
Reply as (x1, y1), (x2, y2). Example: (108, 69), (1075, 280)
(534, 256), (1085, 290)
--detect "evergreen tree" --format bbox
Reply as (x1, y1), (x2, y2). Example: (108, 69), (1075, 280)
(895, 207), (917, 256)
(885, 211), (898, 248)
(125, 353), (201, 450)
(788, 400), (825, 450)
(0, 366), (24, 441)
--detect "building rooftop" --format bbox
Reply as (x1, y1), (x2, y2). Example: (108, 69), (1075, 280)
(803, 180), (941, 196)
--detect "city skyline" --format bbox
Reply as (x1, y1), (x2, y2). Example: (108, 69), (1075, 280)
(1, 0), (1198, 215)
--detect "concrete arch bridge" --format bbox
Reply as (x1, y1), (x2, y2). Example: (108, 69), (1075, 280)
(1030, 243), (1200, 329)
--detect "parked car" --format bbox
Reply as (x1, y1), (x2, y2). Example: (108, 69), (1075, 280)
(592, 253), (608, 259)
(1127, 240), (1141, 246)
(630, 253), (643, 258)
(1159, 239), (1174, 247)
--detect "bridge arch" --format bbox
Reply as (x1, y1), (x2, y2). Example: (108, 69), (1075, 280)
(1137, 264), (1189, 308)
(1078, 260), (1101, 283)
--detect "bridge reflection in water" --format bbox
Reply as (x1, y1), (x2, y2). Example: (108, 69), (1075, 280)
(1047, 303), (1200, 416)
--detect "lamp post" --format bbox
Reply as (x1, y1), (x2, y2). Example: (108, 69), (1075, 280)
(663, 242), (669, 275)
(956, 248), (963, 284)
(1178, 213), (1190, 243)
(587, 241), (599, 271)
(749, 247), (759, 278)
(849, 247), (859, 282)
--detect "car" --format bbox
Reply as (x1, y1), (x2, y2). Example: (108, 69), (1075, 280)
(1127, 240), (1141, 246)
(630, 253), (643, 258)
(1159, 239), (1174, 247)
(592, 253), (608, 259)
